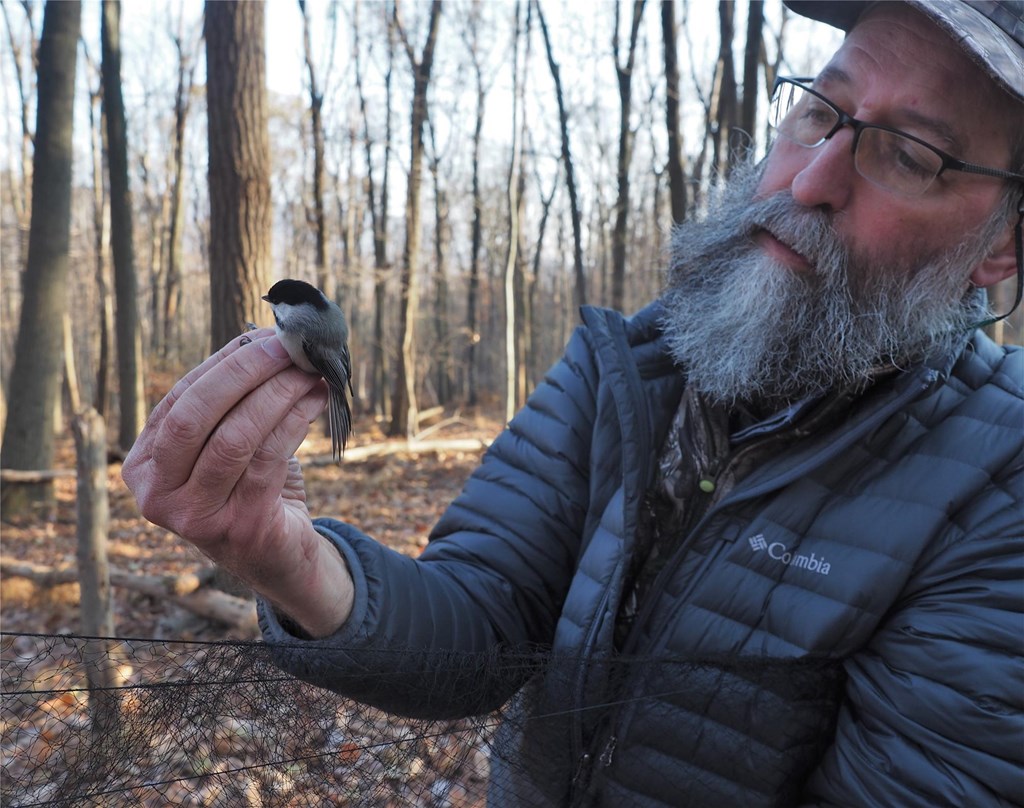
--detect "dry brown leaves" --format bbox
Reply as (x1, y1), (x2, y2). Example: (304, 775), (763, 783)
(1, 412), (501, 639)
(2, 412), (505, 807)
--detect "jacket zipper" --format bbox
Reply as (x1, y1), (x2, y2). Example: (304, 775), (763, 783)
(568, 309), (940, 794)
(570, 309), (658, 803)
(603, 368), (940, 766)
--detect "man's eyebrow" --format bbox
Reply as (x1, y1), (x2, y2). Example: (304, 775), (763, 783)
(813, 65), (962, 152)
(815, 65), (851, 88)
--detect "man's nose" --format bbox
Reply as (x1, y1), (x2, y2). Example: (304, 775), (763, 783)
(789, 127), (858, 211)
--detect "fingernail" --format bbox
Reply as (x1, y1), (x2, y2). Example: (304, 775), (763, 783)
(262, 336), (291, 360)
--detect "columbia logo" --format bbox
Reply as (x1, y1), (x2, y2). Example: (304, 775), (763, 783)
(747, 533), (831, 575)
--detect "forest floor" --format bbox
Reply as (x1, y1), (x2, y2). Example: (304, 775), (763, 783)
(0, 409), (504, 640)
(2, 409), (514, 807)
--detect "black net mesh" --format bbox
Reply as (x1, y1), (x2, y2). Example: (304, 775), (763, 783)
(1, 632), (845, 807)
(2, 633), (502, 806)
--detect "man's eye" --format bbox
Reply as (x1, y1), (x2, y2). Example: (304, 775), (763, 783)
(888, 137), (937, 178)
(782, 96), (835, 140)
(896, 152), (931, 177)
(797, 99), (833, 126)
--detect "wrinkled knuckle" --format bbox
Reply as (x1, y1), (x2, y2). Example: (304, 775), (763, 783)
(165, 375), (193, 406)
(223, 351), (266, 390)
(135, 488), (174, 528)
(204, 426), (257, 470)
(153, 489), (218, 541)
(250, 444), (290, 475)
(122, 458), (161, 514)
(250, 442), (274, 463)
(276, 402), (307, 432)
(157, 398), (209, 449)
(267, 367), (314, 402)
(296, 387), (328, 422)
(120, 457), (141, 491)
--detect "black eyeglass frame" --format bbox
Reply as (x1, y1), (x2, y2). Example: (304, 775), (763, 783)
(770, 76), (1024, 193)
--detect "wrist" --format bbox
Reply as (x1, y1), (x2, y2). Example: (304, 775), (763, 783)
(265, 523), (354, 639)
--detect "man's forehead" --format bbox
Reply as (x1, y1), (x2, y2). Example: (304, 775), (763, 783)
(785, 0), (1024, 106)
(813, 62), (965, 151)
(818, 6), (1015, 156)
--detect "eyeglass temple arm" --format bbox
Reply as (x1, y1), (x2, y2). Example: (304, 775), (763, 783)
(948, 158), (1024, 183)
(972, 190), (1024, 329)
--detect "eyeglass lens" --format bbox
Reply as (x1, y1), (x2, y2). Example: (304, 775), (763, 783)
(769, 82), (943, 194)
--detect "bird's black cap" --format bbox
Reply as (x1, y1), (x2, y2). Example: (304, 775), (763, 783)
(262, 279), (330, 310)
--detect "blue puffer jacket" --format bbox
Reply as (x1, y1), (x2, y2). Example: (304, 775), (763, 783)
(259, 302), (1023, 807)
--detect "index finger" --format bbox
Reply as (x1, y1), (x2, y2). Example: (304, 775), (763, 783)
(128, 333), (292, 489)
(148, 327), (278, 428)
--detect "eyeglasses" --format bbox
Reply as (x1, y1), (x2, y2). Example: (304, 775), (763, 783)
(768, 76), (1024, 197)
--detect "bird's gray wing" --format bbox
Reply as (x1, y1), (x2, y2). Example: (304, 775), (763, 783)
(304, 338), (353, 460)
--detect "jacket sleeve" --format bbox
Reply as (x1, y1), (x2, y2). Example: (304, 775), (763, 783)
(803, 467), (1024, 807)
(258, 324), (601, 718)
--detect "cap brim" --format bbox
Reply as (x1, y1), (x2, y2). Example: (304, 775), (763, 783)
(784, 0), (1024, 103)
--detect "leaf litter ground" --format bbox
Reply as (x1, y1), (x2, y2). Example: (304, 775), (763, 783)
(2, 412), (509, 807)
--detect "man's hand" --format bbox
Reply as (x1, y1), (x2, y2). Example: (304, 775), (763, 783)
(121, 329), (354, 637)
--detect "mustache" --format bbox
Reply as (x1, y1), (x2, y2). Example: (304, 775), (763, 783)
(742, 193), (842, 273)
(667, 164), (851, 286)
(660, 154), (998, 407)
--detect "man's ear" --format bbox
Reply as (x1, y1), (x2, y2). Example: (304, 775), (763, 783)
(970, 223), (1018, 288)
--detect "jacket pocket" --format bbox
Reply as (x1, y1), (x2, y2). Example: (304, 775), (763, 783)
(593, 654), (847, 807)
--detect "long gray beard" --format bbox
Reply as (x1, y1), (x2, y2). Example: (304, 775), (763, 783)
(659, 163), (996, 407)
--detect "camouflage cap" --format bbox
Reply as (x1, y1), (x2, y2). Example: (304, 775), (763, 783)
(783, 1), (1024, 104)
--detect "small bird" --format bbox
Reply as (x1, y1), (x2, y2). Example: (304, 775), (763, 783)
(262, 279), (353, 461)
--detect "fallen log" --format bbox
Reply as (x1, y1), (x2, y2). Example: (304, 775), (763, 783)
(0, 556), (255, 630)
(307, 437), (493, 466)
(0, 469), (77, 482)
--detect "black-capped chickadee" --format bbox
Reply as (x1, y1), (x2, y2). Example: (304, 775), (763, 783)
(262, 279), (353, 462)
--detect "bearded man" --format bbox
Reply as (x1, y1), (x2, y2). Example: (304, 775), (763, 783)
(123, 1), (1023, 805)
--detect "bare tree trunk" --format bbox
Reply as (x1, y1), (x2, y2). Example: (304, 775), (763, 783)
(62, 311), (81, 416)
(102, 0), (146, 452)
(141, 154), (166, 358)
(611, 0), (646, 311)
(534, 0), (586, 310)
(204, 0), (272, 350)
(680, 0), (714, 206)
(515, 4), (534, 408)
(74, 409), (113, 643)
(662, 0), (687, 224)
(504, 1), (524, 424)
(715, 0), (740, 176)
(1, 0), (81, 516)
(0, 0), (36, 275)
(741, 0), (765, 151)
(355, 5), (393, 419)
(766, 5), (789, 96)
(389, 0), (442, 438)
(164, 20), (198, 361)
(87, 76), (113, 421)
(465, 8), (487, 407)
(428, 124), (451, 406)
(514, 170), (529, 409)
(530, 170), (557, 383)
(73, 408), (121, 741)
(299, 0), (332, 301)
(341, 124), (361, 333)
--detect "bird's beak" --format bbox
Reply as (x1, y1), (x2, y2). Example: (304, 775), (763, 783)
(261, 295), (271, 302)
